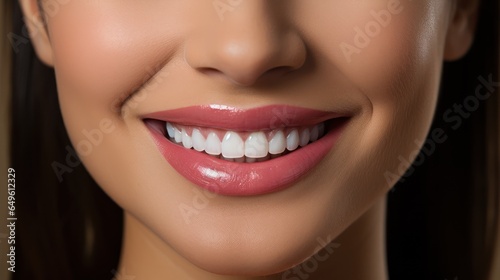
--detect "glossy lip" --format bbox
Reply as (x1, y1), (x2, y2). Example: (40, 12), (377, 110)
(143, 105), (349, 196)
(143, 104), (345, 131)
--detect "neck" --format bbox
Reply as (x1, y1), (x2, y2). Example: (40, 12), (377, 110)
(117, 197), (388, 280)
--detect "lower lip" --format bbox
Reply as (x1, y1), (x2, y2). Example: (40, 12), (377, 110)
(147, 121), (346, 196)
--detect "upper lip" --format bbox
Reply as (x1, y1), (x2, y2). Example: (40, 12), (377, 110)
(142, 104), (346, 131)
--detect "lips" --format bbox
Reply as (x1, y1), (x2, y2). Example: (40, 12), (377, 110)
(143, 105), (349, 196)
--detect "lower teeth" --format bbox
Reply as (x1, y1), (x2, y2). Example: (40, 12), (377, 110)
(213, 151), (288, 162)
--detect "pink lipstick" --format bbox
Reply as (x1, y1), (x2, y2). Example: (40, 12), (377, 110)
(144, 105), (349, 196)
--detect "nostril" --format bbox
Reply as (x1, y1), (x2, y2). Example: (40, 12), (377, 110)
(198, 67), (223, 77)
(231, 66), (298, 86)
(265, 65), (296, 76)
(183, 23), (307, 87)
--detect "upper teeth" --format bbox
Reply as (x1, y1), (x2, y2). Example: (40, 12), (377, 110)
(166, 122), (325, 162)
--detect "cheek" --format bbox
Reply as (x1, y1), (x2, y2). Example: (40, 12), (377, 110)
(298, 1), (449, 194)
(45, 1), (194, 182)
(326, 1), (446, 99)
(47, 1), (189, 121)
(344, 2), (448, 155)
(44, 2), (196, 212)
(299, 1), (448, 134)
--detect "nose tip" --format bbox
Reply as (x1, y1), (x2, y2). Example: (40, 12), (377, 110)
(184, 20), (307, 86)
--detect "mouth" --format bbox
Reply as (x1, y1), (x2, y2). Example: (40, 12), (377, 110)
(153, 120), (327, 162)
(143, 105), (349, 196)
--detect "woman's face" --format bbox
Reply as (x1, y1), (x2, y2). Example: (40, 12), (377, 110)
(25, 0), (472, 275)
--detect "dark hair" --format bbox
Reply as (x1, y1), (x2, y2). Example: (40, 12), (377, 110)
(9, 1), (122, 279)
(386, 0), (499, 279)
(6, 0), (499, 279)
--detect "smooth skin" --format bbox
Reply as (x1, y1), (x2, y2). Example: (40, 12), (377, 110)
(20, 0), (478, 279)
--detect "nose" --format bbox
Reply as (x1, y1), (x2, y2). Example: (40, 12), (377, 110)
(184, 1), (306, 86)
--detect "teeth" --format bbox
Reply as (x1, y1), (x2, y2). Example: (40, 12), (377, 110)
(165, 121), (327, 162)
(192, 129), (206, 152)
(286, 129), (299, 151)
(245, 157), (257, 163)
(300, 129), (310, 147)
(245, 132), (268, 158)
(257, 154), (271, 162)
(234, 157), (245, 163)
(174, 127), (182, 143)
(222, 156), (234, 162)
(166, 122), (175, 138)
(222, 131), (245, 158)
(310, 126), (319, 142)
(269, 130), (286, 155)
(181, 128), (193, 149)
(318, 123), (325, 137)
(205, 132), (222, 155)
